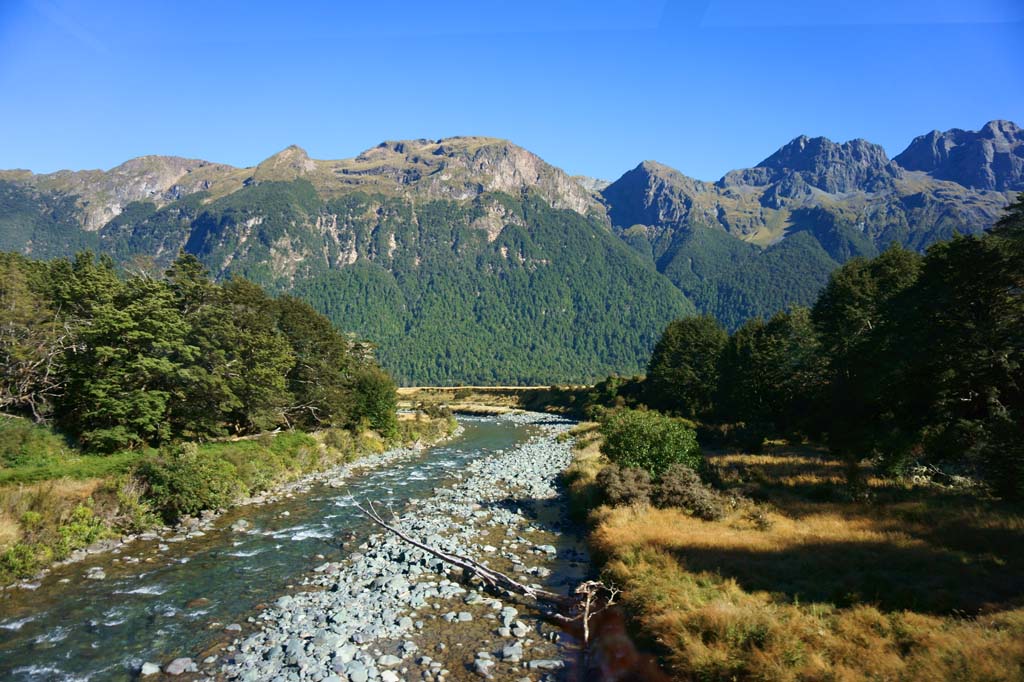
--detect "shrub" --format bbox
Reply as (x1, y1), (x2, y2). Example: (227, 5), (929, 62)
(137, 443), (243, 522)
(1, 542), (43, 579)
(596, 464), (653, 506)
(653, 463), (726, 520)
(54, 503), (108, 558)
(600, 409), (703, 478)
(110, 476), (160, 533)
(351, 365), (398, 439)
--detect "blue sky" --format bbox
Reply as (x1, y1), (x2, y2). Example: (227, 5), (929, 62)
(1, 1), (1022, 181)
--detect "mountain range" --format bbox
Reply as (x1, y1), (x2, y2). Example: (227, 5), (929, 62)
(1, 121), (1020, 383)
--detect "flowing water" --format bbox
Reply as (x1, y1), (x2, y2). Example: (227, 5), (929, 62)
(0, 417), (538, 681)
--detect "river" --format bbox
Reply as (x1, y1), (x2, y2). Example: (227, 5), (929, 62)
(0, 417), (544, 681)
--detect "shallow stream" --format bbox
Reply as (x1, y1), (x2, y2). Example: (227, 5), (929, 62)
(0, 417), (539, 681)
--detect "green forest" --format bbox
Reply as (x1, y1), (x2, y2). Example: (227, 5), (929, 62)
(0, 251), (398, 451)
(592, 195), (1024, 498)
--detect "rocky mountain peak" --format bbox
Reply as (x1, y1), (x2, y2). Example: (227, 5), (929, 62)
(253, 145), (317, 182)
(755, 135), (901, 194)
(894, 120), (1023, 190)
(343, 136), (603, 216)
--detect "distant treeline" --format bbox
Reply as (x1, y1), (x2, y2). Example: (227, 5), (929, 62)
(591, 195), (1024, 498)
(0, 252), (397, 451)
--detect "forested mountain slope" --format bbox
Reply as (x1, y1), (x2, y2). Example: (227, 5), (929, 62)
(0, 138), (690, 384)
(0, 124), (1018, 378)
(601, 120), (1021, 327)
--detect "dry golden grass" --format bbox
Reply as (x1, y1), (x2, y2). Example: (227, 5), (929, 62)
(0, 478), (104, 550)
(576, 438), (1024, 681)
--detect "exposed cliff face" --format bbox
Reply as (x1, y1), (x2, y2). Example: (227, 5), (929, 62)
(894, 120), (1024, 191)
(0, 121), (1020, 350)
(0, 156), (237, 230)
(749, 136), (903, 194)
(329, 137), (605, 218)
(602, 123), (1017, 251)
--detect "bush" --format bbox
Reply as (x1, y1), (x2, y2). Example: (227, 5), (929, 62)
(653, 463), (727, 520)
(351, 365), (398, 439)
(1, 542), (43, 579)
(54, 503), (108, 558)
(596, 464), (653, 506)
(137, 443), (243, 522)
(600, 409), (704, 478)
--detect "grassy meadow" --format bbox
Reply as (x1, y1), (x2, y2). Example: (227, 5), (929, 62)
(566, 424), (1024, 681)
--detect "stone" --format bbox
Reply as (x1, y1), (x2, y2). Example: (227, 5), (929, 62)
(474, 658), (495, 678)
(164, 657), (196, 675)
(528, 659), (564, 670)
(140, 662), (161, 676)
(344, 660), (369, 682)
(502, 642), (523, 662)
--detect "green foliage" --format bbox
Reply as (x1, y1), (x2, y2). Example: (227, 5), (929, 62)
(716, 307), (825, 438)
(646, 315), (728, 418)
(351, 364), (398, 438)
(628, 197), (1024, 499)
(0, 251), (400, 454)
(54, 502), (108, 558)
(0, 542), (44, 579)
(600, 408), (703, 478)
(0, 417), (74, 468)
(137, 443), (242, 522)
(271, 189), (694, 384)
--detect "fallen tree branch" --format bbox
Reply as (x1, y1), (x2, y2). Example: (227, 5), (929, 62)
(355, 500), (569, 606)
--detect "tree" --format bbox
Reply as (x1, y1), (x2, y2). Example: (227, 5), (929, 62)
(884, 232), (1023, 495)
(599, 408), (703, 478)
(275, 294), (356, 428)
(991, 192), (1024, 240)
(59, 274), (195, 451)
(215, 278), (295, 434)
(811, 245), (923, 457)
(350, 364), (398, 438)
(0, 254), (76, 421)
(646, 315), (728, 419)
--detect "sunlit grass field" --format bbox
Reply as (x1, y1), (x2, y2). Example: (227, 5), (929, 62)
(570, 430), (1024, 681)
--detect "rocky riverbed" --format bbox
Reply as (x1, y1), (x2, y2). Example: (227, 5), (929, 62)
(218, 412), (588, 682)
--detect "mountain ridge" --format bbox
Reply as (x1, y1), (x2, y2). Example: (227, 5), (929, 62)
(0, 121), (1019, 380)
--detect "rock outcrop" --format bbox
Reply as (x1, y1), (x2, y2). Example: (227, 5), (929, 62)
(894, 119), (1024, 191)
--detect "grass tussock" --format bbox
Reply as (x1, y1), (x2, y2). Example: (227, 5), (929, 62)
(576, 438), (1024, 681)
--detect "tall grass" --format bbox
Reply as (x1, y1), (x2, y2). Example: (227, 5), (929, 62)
(574, 437), (1024, 681)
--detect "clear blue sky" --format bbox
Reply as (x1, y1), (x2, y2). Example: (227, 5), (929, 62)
(2, 1), (1022, 181)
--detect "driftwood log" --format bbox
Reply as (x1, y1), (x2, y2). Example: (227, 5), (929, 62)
(354, 501), (617, 641)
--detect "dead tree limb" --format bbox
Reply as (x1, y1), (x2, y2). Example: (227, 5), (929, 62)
(355, 500), (569, 606)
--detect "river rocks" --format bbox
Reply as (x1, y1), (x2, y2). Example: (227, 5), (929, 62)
(221, 413), (583, 682)
(140, 662), (161, 676)
(84, 567), (106, 580)
(501, 641), (523, 662)
(528, 658), (564, 670)
(165, 657), (197, 675)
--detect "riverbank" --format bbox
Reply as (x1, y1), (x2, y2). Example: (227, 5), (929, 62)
(220, 412), (589, 682)
(0, 413), (458, 588)
(566, 426), (1024, 681)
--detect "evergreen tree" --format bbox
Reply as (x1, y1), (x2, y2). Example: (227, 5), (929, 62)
(646, 315), (727, 418)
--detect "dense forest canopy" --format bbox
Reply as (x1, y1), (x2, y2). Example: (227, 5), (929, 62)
(0, 252), (397, 452)
(607, 194), (1024, 498)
